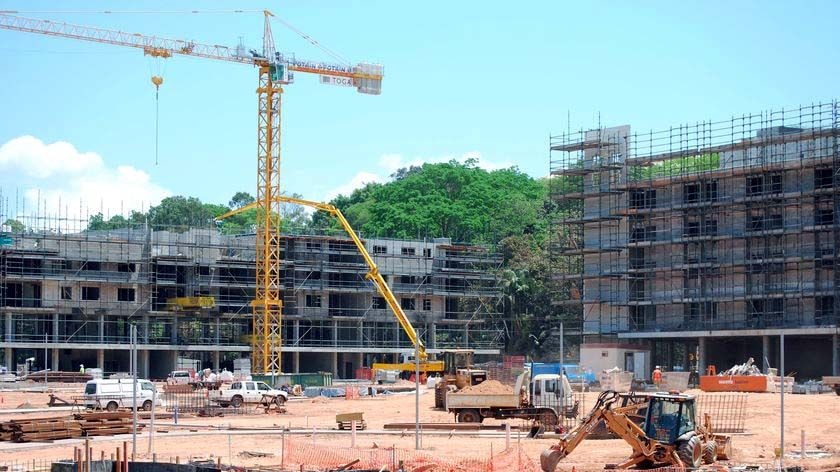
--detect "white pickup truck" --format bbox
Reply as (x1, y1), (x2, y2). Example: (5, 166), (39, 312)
(212, 380), (288, 407)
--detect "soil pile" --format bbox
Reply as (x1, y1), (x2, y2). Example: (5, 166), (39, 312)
(454, 380), (511, 395)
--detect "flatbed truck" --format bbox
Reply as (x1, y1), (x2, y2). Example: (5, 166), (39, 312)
(446, 371), (577, 428)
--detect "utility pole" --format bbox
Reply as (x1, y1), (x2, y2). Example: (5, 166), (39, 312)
(131, 324), (137, 459)
(779, 333), (785, 471)
(414, 340), (420, 450)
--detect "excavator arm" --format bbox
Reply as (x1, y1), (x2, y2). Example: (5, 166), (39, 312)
(216, 197), (427, 361)
(540, 391), (682, 472)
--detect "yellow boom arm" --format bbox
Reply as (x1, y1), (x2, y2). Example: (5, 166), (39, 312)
(217, 197), (428, 361)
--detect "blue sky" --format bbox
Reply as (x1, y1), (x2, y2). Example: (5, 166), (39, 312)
(1, 0), (838, 224)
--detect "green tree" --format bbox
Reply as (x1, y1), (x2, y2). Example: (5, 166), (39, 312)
(2, 219), (25, 233)
(148, 196), (223, 229)
(229, 191), (255, 209)
(331, 160), (545, 243)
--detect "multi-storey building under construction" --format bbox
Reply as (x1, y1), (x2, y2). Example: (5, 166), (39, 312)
(551, 101), (839, 379)
(0, 225), (502, 378)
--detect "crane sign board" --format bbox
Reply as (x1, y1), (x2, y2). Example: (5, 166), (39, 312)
(320, 75), (355, 88)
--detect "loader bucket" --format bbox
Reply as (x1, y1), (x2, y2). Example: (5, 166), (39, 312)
(713, 434), (732, 460)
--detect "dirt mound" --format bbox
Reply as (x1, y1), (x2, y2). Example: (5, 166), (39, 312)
(453, 380), (511, 395)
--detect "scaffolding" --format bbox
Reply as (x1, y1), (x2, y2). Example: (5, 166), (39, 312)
(0, 208), (503, 374)
(550, 101), (840, 375)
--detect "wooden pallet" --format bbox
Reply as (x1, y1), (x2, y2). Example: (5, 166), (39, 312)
(336, 420), (366, 430)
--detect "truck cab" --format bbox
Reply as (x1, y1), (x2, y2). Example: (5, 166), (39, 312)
(531, 374), (576, 412)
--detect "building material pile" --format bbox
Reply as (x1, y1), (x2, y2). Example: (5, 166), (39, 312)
(719, 357), (762, 376)
(23, 370), (93, 383)
(0, 412), (141, 442)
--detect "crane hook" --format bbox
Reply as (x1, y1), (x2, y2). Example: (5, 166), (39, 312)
(151, 76), (163, 165)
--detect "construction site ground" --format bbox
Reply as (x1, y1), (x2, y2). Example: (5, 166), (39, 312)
(0, 384), (838, 471)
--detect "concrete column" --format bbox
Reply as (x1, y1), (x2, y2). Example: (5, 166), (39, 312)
(214, 317), (221, 345)
(833, 334), (839, 376)
(356, 352), (363, 372)
(464, 324), (470, 348)
(429, 322), (437, 349)
(98, 314), (105, 344)
(213, 351), (221, 372)
(357, 323), (363, 349)
(698, 337), (707, 376)
(170, 350), (179, 372)
(4, 312), (11, 342)
(332, 320), (338, 348)
(762, 335), (771, 373)
(331, 352), (338, 378)
(293, 352), (300, 373)
(4, 347), (12, 371)
(96, 349), (104, 370)
(293, 320), (300, 346)
(170, 316), (178, 345)
(51, 349), (59, 372)
(138, 350), (149, 379)
(52, 313), (59, 343)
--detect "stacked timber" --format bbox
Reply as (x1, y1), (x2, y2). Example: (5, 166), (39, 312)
(0, 417), (83, 442)
(0, 412), (142, 442)
(23, 370), (93, 383)
(76, 412), (141, 437)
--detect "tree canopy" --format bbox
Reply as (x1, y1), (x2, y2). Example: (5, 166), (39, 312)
(319, 159), (547, 244)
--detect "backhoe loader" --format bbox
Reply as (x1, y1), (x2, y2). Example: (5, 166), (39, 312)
(540, 390), (731, 472)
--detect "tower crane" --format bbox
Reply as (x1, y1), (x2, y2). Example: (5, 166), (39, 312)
(0, 11), (383, 374)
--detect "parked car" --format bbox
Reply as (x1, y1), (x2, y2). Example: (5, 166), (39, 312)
(167, 370), (193, 385)
(212, 380), (288, 407)
(83, 378), (156, 411)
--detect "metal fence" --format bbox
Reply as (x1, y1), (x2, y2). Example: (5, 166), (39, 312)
(696, 393), (748, 433)
(161, 390), (252, 416)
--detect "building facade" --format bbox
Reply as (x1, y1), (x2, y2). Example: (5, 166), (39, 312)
(0, 227), (502, 378)
(551, 101), (840, 379)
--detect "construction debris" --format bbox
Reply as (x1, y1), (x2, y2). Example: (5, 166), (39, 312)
(238, 451), (274, 458)
(720, 357), (762, 376)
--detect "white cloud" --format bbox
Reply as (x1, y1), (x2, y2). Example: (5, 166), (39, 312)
(323, 171), (384, 202)
(324, 151), (513, 201)
(0, 136), (171, 230)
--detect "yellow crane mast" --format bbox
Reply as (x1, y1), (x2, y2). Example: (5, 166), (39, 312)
(0, 11), (383, 374)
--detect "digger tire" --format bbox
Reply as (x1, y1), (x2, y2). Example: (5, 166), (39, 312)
(676, 434), (703, 469)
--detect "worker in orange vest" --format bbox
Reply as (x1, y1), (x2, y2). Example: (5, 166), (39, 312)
(652, 366), (663, 387)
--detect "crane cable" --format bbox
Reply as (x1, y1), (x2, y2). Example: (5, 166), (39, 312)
(152, 76), (163, 166)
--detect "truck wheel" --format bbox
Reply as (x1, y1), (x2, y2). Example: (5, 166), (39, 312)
(676, 435), (702, 469)
(231, 395), (243, 408)
(143, 400), (153, 411)
(702, 440), (717, 464)
(456, 409), (481, 423)
(106, 401), (118, 412)
(275, 396), (286, 406)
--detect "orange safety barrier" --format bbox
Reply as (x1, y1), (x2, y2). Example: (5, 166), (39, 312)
(699, 375), (768, 392)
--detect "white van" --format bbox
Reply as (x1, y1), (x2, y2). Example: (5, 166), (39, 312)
(83, 378), (156, 411)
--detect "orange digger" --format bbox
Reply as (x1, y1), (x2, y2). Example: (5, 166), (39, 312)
(540, 390), (731, 471)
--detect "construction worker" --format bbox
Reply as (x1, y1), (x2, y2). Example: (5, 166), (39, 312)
(79, 364), (85, 374)
(652, 365), (662, 387)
